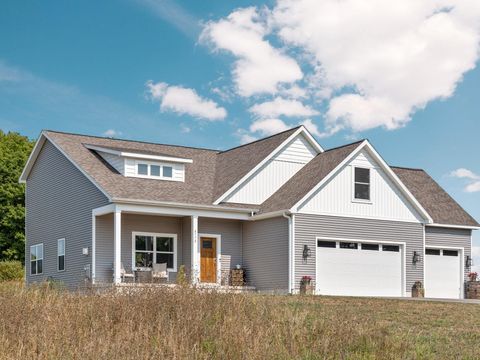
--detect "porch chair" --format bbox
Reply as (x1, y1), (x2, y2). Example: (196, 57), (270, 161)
(120, 263), (135, 283)
(152, 263), (168, 283)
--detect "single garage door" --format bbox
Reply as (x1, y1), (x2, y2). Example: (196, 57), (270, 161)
(316, 240), (403, 297)
(425, 248), (461, 299)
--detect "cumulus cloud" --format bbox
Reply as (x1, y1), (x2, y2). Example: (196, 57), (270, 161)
(103, 129), (122, 138)
(249, 97), (319, 118)
(200, 7), (303, 97)
(299, 119), (322, 137)
(147, 81), (227, 121)
(249, 118), (289, 136)
(450, 168), (480, 192)
(272, 0), (480, 134)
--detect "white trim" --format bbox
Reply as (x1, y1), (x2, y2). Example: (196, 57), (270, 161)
(250, 210), (289, 221)
(29, 243), (44, 276)
(84, 144), (193, 163)
(351, 166), (372, 204)
(199, 233), (222, 285)
(191, 215), (199, 284)
(422, 224), (426, 287)
(283, 212), (293, 293)
(92, 213), (96, 283)
(292, 140), (433, 224)
(133, 159), (182, 182)
(20, 132), (112, 200)
(213, 127), (323, 205)
(315, 236), (407, 297)
(427, 223), (480, 230)
(92, 204), (116, 217)
(424, 245), (465, 299)
(113, 210), (122, 284)
(295, 210), (424, 224)
(131, 231), (178, 272)
(57, 238), (65, 272)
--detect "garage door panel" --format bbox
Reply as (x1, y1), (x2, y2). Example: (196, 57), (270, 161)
(425, 250), (461, 299)
(316, 243), (403, 297)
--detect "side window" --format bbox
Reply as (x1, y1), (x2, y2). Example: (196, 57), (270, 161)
(30, 244), (44, 275)
(354, 167), (370, 201)
(58, 238), (65, 271)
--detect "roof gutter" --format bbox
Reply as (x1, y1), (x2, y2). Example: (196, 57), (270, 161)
(427, 223), (480, 230)
(111, 197), (259, 214)
(249, 209), (291, 221)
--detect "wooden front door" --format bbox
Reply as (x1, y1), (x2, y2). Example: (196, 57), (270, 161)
(200, 237), (217, 283)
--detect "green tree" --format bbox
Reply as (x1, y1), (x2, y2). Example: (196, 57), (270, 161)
(0, 130), (34, 262)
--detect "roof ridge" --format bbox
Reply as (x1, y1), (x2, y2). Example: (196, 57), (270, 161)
(390, 165), (425, 171)
(323, 139), (365, 153)
(219, 126), (301, 154)
(43, 129), (220, 153)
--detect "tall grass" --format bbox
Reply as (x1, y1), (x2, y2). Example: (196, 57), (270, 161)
(0, 281), (479, 359)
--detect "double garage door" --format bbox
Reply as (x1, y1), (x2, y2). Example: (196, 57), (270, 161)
(316, 240), (403, 297)
(316, 239), (462, 298)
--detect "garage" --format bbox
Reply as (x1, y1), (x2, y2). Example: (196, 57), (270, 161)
(316, 240), (403, 297)
(425, 248), (462, 299)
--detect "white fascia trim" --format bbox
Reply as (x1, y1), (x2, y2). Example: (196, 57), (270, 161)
(291, 140), (433, 224)
(112, 197), (257, 215)
(427, 223), (480, 230)
(19, 133), (46, 183)
(22, 132), (113, 201)
(84, 144), (193, 164)
(250, 210), (290, 221)
(213, 126), (323, 205)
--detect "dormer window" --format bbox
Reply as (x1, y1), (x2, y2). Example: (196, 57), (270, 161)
(136, 162), (175, 180)
(354, 167), (370, 201)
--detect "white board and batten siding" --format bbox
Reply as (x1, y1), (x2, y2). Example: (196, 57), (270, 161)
(298, 149), (424, 223)
(96, 152), (185, 182)
(225, 135), (318, 205)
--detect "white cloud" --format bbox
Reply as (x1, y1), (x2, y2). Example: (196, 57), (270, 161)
(103, 129), (122, 138)
(147, 81), (227, 121)
(235, 129), (258, 144)
(450, 168), (480, 192)
(299, 118), (322, 137)
(249, 97), (319, 118)
(249, 118), (289, 136)
(200, 7), (303, 97)
(272, 0), (480, 135)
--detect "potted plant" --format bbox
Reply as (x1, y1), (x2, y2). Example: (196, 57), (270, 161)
(468, 272), (478, 282)
(300, 275), (314, 295)
(412, 281), (424, 298)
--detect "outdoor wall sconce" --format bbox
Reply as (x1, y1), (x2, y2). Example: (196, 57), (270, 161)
(412, 251), (420, 264)
(303, 245), (312, 259)
(466, 255), (473, 268)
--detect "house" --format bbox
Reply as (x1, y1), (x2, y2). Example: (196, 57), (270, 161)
(19, 126), (479, 299)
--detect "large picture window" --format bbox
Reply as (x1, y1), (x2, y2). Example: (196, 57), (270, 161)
(354, 167), (371, 201)
(133, 233), (177, 271)
(30, 244), (43, 275)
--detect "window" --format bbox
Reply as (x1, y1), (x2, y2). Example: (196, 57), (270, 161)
(361, 243), (379, 251)
(134, 233), (176, 271)
(137, 163), (148, 175)
(340, 242), (358, 249)
(163, 166), (173, 178)
(443, 250), (458, 257)
(426, 248), (440, 256)
(57, 238), (65, 271)
(382, 245), (400, 252)
(150, 165), (161, 177)
(317, 240), (336, 248)
(354, 167), (370, 201)
(30, 244), (43, 275)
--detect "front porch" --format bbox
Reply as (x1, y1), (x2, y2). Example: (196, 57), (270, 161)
(91, 203), (250, 288)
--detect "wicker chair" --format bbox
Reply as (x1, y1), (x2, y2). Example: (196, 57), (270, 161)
(152, 263), (168, 283)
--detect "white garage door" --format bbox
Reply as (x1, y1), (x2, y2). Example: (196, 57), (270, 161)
(316, 240), (403, 297)
(425, 248), (461, 299)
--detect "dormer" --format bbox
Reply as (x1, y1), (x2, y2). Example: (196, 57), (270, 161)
(84, 144), (192, 182)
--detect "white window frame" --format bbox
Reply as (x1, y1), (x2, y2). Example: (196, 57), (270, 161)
(30, 243), (44, 276)
(131, 232), (177, 272)
(134, 160), (176, 181)
(57, 238), (65, 272)
(352, 166), (372, 203)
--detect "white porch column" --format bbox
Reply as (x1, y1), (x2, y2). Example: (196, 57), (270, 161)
(113, 209), (122, 284)
(191, 215), (199, 284)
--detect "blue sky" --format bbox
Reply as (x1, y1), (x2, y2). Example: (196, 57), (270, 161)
(1, 0), (479, 268)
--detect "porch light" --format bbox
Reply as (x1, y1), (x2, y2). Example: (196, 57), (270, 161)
(412, 251), (420, 264)
(303, 245), (312, 259)
(466, 255), (473, 268)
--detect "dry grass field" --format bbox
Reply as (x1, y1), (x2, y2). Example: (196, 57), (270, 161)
(0, 281), (479, 359)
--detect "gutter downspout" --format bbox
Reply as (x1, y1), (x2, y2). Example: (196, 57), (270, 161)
(283, 212), (294, 294)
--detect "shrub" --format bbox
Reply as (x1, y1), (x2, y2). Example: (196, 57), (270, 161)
(0, 260), (24, 281)
(176, 264), (188, 286)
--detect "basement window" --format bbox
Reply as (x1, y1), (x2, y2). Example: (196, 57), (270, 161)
(354, 167), (370, 201)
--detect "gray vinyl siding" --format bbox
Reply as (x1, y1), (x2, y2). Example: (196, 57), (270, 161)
(199, 217), (243, 284)
(95, 214), (183, 283)
(295, 214), (423, 294)
(425, 226), (472, 279)
(243, 217), (289, 292)
(25, 140), (109, 289)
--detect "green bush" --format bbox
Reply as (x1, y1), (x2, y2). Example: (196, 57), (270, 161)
(0, 261), (24, 281)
